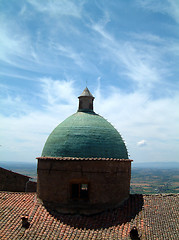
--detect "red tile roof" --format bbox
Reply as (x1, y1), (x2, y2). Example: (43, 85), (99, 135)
(0, 192), (178, 239)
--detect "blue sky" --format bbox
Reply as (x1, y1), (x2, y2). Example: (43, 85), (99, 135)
(0, 0), (179, 164)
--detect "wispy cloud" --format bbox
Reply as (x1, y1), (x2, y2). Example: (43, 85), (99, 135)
(51, 43), (85, 68)
(137, 0), (179, 24)
(91, 22), (167, 90)
(0, 20), (43, 74)
(0, 23), (29, 63)
(27, 0), (84, 18)
(129, 33), (164, 43)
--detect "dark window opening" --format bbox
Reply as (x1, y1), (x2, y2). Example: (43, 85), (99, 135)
(71, 183), (89, 201)
(71, 184), (79, 199)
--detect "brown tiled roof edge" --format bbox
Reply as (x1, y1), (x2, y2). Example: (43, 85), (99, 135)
(0, 167), (31, 179)
(36, 157), (133, 161)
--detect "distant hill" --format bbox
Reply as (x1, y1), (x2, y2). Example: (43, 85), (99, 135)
(0, 161), (37, 180)
(0, 161), (37, 170)
(132, 161), (179, 169)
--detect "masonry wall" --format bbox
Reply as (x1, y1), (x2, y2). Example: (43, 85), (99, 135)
(0, 167), (36, 192)
(37, 159), (131, 214)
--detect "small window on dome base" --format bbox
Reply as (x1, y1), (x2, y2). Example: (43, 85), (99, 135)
(71, 183), (89, 201)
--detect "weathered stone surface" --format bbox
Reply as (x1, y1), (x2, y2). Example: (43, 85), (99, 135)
(37, 158), (131, 214)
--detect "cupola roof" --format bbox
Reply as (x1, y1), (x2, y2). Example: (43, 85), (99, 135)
(42, 88), (128, 159)
(78, 87), (94, 98)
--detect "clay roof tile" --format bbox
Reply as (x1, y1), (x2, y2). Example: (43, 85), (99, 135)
(0, 192), (178, 239)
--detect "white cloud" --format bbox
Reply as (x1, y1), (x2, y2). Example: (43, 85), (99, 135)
(95, 85), (179, 162)
(39, 77), (76, 107)
(168, 0), (179, 23)
(137, 140), (147, 147)
(0, 78), (179, 163)
(0, 79), (77, 162)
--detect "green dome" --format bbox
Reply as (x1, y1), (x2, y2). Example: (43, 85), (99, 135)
(42, 111), (128, 159)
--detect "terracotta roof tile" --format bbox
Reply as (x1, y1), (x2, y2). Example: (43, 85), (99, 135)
(37, 157), (132, 162)
(0, 192), (178, 239)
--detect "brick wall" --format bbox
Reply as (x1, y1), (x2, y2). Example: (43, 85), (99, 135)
(37, 158), (131, 214)
(0, 167), (36, 192)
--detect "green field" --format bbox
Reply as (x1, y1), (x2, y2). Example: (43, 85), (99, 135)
(131, 168), (179, 194)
